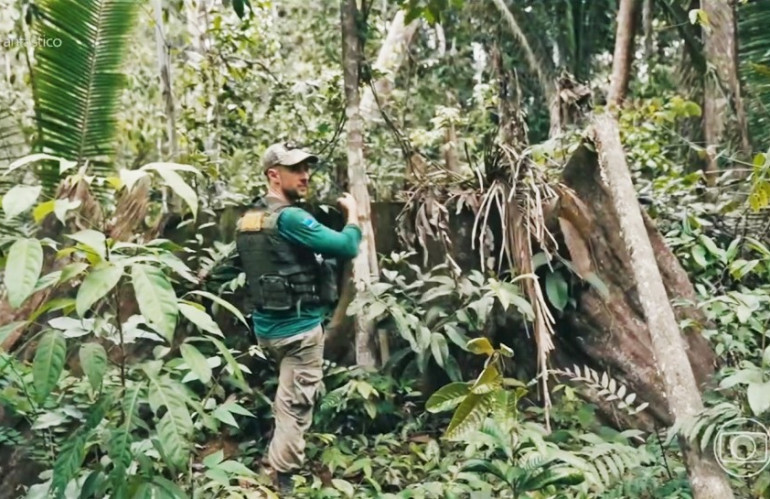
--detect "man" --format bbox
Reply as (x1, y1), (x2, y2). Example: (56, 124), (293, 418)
(235, 142), (361, 494)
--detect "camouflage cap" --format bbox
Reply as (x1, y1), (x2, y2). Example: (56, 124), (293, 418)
(262, 142), (319, 171)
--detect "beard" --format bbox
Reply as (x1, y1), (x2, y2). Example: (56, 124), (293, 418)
(282, 186), (305, 201)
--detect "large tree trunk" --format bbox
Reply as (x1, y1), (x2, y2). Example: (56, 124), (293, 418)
(592, 112), (733, 499)
(701, 0), (751, 184)
(555, 145), (717, 430)
(607, 0), (638, 106)
(341, 0), (378, 367)
(359, 9), (419, 122)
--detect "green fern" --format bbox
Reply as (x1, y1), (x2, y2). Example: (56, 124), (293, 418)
(665, 402), (741, 452)
(557, 365), (650, 416)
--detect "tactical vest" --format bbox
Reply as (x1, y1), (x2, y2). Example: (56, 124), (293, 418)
(235, 198), (337, 313)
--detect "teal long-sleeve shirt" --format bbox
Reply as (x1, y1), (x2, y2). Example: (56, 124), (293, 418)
(252, 206), (362, 340)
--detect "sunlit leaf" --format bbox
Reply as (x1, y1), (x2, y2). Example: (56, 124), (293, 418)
(4, 238), (43, 308)
(33, 330), (66, 403)
(76, 263), (123, 317)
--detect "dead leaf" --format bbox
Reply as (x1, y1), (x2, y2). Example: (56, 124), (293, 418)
(558, 216), (593, 279)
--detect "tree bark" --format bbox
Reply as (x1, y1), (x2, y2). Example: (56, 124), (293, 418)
(607, 0), (638, 107)
(154, 0), (177, 159)
(701, 0), (751, 184)
(359, 9), (419, 122)
(341, 0), (378, 367)
(643, 0), (653, 62)
(557, 145), (716, 429)
(592, 112), (733, 499)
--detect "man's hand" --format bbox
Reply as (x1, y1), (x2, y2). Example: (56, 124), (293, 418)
(337, 193), (359, 225)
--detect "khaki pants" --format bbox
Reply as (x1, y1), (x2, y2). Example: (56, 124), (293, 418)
(258, 325), (324, 473)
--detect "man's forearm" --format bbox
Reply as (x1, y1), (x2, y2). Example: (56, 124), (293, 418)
(346, 210), (359, 227)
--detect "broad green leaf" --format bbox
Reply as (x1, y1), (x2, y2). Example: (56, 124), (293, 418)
(445, 391), (495, 440)
(5, 153), (76, 175)
(67, 230), (107, 261)
(108, 386), (142, 486)
(426, 382), (470, 413)
(219, 402), (254, 417)
(180, 343), (212, 384)
(5, 238), (44, 308)
(33, 200), (56, 223)
(203, 449), (224, 468)
(208, 337), (246, 386)
(748, 381), (770, 415)
(148, 376), (193, 469)
(444, 323), (470, 350)
(151, 168), (198, 219)
(332, 478), (355, 497)
(53, 199), (81, 223)
(179, 302), (223, 337)
(3, 185), (42, 219)
(76, 264), (124, 317)
(430, 332), (449, 368)
(28, 297), (75, 324)
(32, 271), (61, 294)
(119, 168), (149, 192)
(217, 460), (258, 477)
(0, 321), (25, 347)
(140, 162), (202, 175)
(212, 405), (239, 428)
(472, 365), (502, 394)
(509, 293), (535, 319)
(158, 410), (193, 470)
(699, 235), (723, 260)
(149, 477), (188, 499)
(545, 272), (569, 311)
(367, 301), (387, 320)
(80, 343), (108, 391)
(33, 330), (66, 403)
(58, 262), (89, 284)
(467, 337), (494, 356)
(186, 290), (248, 328)
(131, 264), (178, 342)
(691, 246), (707, 267)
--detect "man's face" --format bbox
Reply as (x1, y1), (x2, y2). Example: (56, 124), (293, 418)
(269, 161), (311, 201)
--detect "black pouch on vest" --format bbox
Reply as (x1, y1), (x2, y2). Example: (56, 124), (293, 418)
(257, 275), (293, 311)
(317, 260), (339, 305)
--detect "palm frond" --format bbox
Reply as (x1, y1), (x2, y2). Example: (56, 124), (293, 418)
(32, 0), (140, 191)
(0, 107), (31, 237)
(739, 0), (770, 149)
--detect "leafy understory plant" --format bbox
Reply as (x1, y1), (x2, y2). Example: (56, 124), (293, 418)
(1, 163), (259, 498)
(348, 256), (536, 381)
(426, 338), (655, 496)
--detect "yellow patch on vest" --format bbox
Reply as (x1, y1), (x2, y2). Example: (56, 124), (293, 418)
(237, 211), (265, 232)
